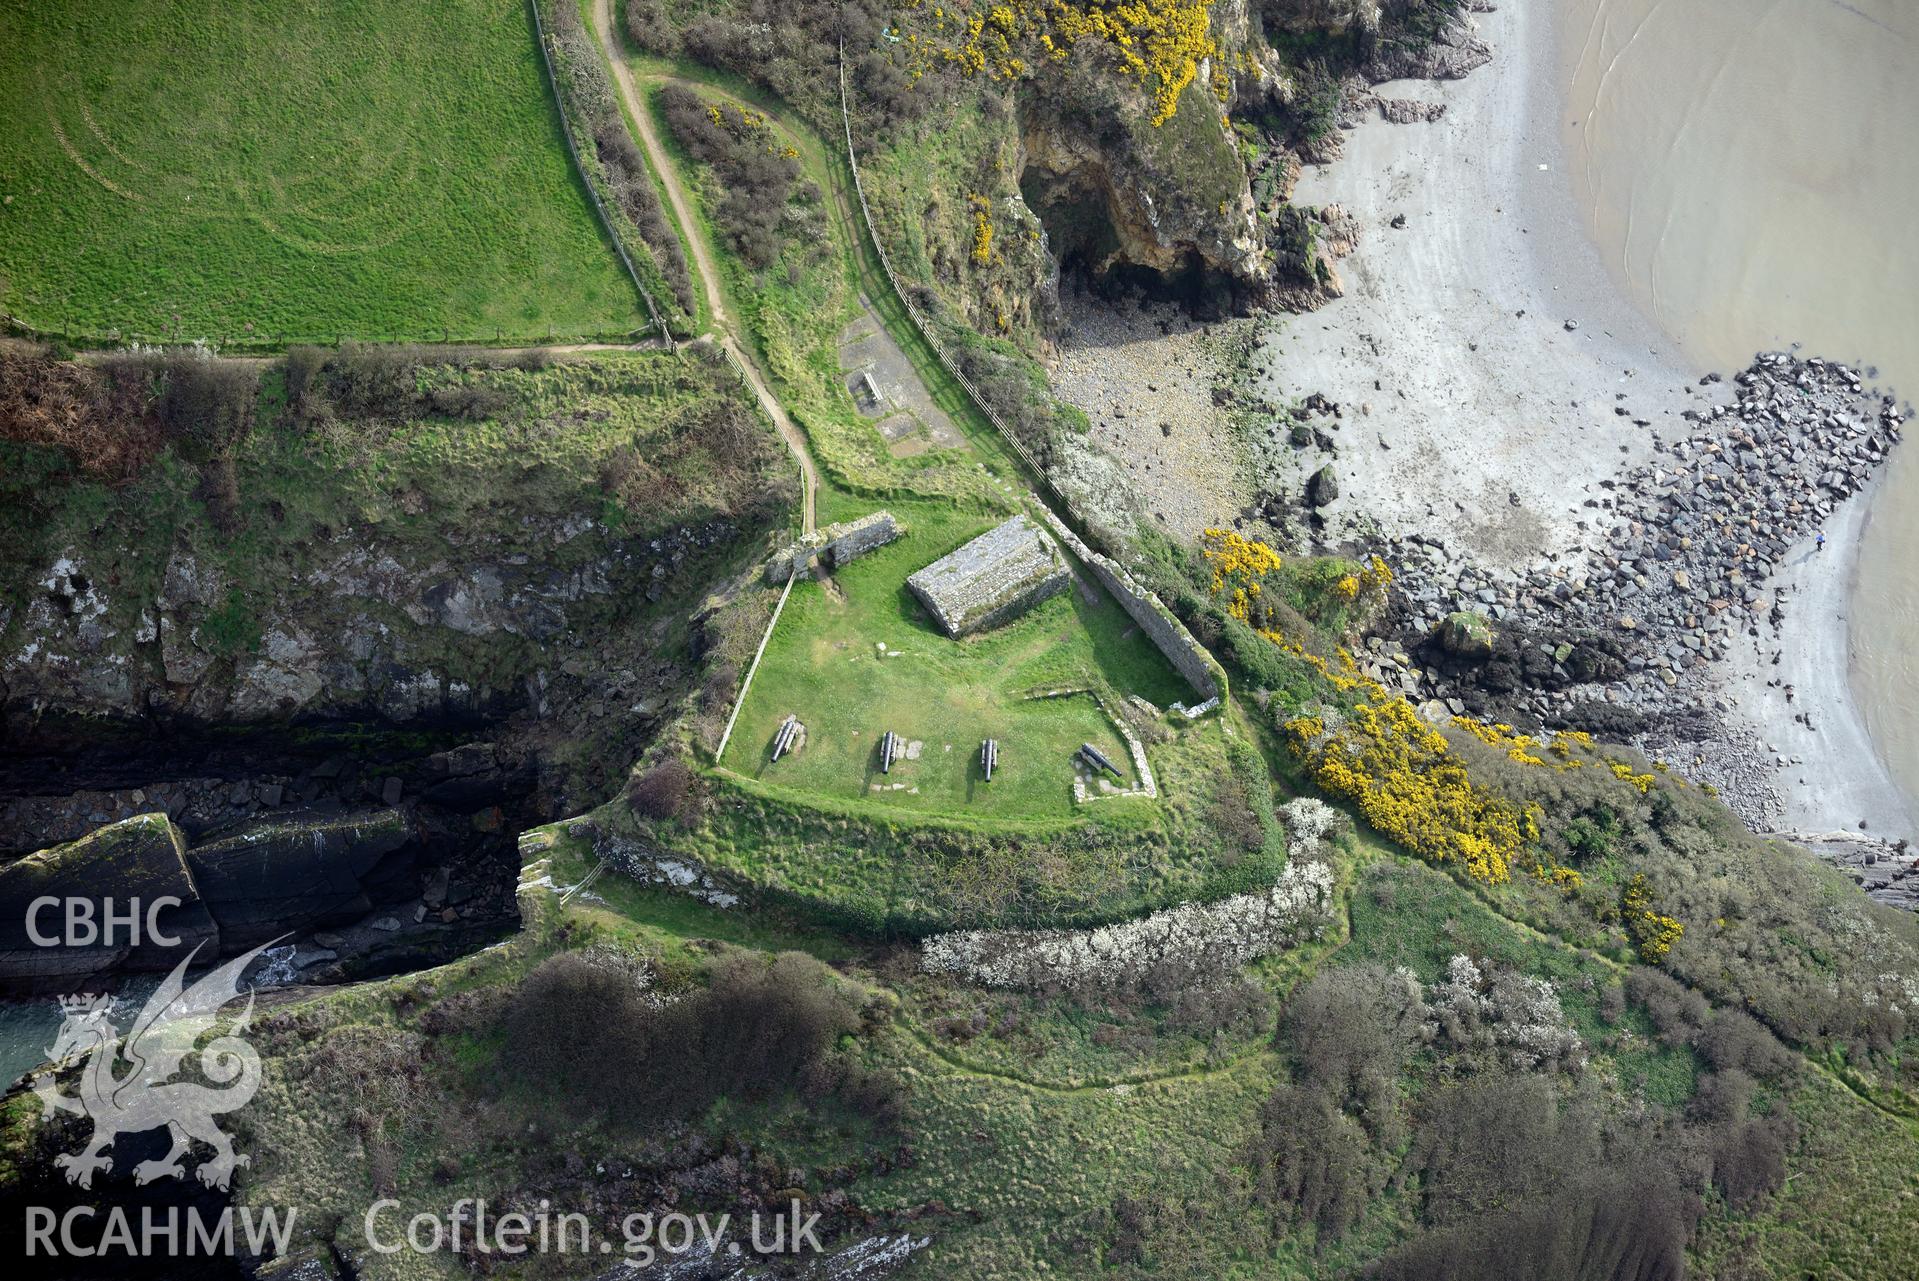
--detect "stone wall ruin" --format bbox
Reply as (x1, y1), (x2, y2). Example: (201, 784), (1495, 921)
(907, 515), (1069, 638)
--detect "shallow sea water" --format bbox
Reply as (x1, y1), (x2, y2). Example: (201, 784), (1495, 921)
(1561, 0), (1919, 811)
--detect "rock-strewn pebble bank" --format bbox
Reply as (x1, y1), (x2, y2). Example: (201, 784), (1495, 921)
(1784, 829), (1919, 912)
(1570, 353), (1900, 649)
(1344, 353), (1907, 829)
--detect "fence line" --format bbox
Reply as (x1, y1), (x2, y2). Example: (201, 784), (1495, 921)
(708, 340), (811, 536)
(835, 48), (1066, 510)
(0, 312), (665, 355)
(715, 563), (800, 762)
(528, 0), (670, 346)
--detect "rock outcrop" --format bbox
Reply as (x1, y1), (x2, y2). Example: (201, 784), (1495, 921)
(1354, 352), (1906, 829)
(1785, 830), (1919, 911)
(1019, 73), (1269, 310)
(1436, 611), (1495, 660)
(185, 810), (414, 949)
(1308, 464), (1341, 507)
(0, 814), (217, 988)
(1363, 4), (1493, 82)
(3, 518), (748, 746)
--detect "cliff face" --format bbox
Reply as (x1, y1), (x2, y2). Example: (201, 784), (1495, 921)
(2, 518), (738, 729)
(998, 0), (1496, 319)
(1018, 73), (1269, 311)
(0, 354), (784, 742)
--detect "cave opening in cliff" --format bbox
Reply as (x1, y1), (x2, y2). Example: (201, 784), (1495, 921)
(0, 719), (539, 1000)
(1018, 167), (1226, 316)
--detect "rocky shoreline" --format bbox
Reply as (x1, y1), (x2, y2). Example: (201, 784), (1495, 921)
(1365, 350), (1902, 711)
(1311, 349), (1918, 905)
(1046, 0), (1919, 913)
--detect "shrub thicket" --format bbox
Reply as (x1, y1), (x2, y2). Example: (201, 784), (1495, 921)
(501, 949), (869, 1124)
(147, 354), (260, 459)
(1279, 965), (1424, 1137)
(2, 348), (262, 528)
(1250, 1082), (1373, 1238)
(597, 394), (782, 523)
(1, 346), (159, 478)
(627, 759), (699, 823)
(1464, 725), (1919, 1070)
(285, 343), (539, 423)
(1240, 936), (1809, 1266)
(658, 85), (817, 271)
(542, 0), (696, 317)
(635, 0), (927, 134)
(1366, 1167), (1690, 1281)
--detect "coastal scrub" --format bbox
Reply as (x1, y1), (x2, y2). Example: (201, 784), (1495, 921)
(897, 0), (1220, 125)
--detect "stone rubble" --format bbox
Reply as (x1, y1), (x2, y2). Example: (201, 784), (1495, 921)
(1354, 352), (1906, 831)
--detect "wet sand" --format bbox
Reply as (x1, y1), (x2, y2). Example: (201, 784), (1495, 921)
(1562, 0), (1919, 836)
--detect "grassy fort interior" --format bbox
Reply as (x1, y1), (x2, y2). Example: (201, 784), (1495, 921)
(721, 500), (1190, 821)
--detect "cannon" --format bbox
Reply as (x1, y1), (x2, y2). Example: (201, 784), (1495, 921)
(771, 715), (802, 762)
(1079, 742), (1122, 779)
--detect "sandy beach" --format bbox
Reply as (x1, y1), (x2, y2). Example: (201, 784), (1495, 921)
(1712, 475), (1913, 837)
(1253, 0), (1700, 573)
(1278, 1), (1913, 840)
(1273, 1), (1914, 840)
(1052, 1), (1915, 845)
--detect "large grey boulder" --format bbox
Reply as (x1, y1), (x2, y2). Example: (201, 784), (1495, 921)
(1436, 610), (1496, 659)
(1308, 465), (1341, 507)
(0, 814), (217, 990)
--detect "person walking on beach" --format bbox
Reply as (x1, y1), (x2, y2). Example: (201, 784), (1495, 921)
(1817, 532), (1827, 552)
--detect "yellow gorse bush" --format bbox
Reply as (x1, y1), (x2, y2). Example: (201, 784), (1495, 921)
(1623, 874), (1685, 962)
(1201, 530), (1387, 680)
(1202, 527), (1285, 592)
(1196, 531), (1699, 955)
(1609, 761), (1658, 794)
(700, 101), (794, 161)
(897, 0), (1219, 125)
(969, 194), (995, 264)
(1285, 699), (1543, 886)
(1451, 715), (1683, 803)
(1453, 717), (1594, 770)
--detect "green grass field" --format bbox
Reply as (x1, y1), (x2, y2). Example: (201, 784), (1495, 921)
(631, 69), (1022, 510)
(721, 500), (1192, 821)
(0, 0), (642, 342)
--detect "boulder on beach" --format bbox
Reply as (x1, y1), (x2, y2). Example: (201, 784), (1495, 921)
(1308, 464), (1341, 507)
(1436, 610), (1496, 659)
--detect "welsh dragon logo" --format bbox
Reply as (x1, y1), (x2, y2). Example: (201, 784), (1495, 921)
(30, 939), (279, 1190)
